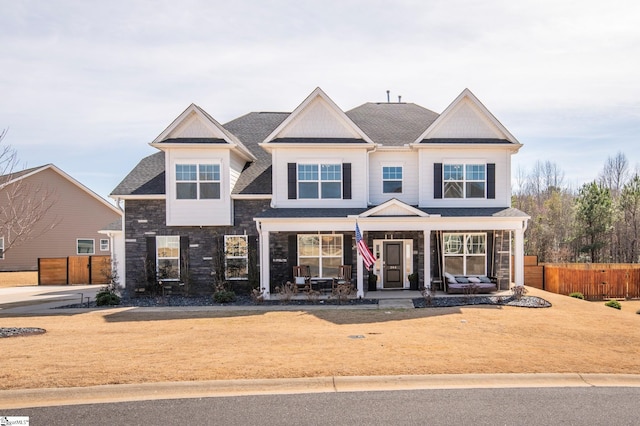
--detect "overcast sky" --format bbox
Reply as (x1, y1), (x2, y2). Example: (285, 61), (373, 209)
(2, 0), (639, 201)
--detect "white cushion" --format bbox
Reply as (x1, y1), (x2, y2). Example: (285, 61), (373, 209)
(467, 276), (481, 283)
(444, 272), (456, 283)
(295, 277), (306, 285)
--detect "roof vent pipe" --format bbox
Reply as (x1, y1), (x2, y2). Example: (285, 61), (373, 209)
(398, 95), (402, 103)
(386, 90), (390, 103)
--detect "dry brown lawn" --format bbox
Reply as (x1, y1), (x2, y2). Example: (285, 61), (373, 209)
(1, 287), (639, 390)
(0, 272), (38, 288)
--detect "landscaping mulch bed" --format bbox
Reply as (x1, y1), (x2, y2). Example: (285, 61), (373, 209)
(0, 327), (46, 338)
(413, 295), (551, 308)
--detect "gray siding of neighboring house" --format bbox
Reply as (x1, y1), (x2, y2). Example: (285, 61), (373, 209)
(123, 198), (270, 294)
(0, 168), (122, 272)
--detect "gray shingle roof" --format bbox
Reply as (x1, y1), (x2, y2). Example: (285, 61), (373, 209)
(224, 112), (289, 195)
(111, 151), (165, 196)
(420, 138), (512, 144)
(346, 103), (439, 146)
(113, 101), (518, 198)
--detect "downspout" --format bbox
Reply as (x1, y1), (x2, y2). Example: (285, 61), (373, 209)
(366, 144), (378, 206)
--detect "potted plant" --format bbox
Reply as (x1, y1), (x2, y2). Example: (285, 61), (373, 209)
(408, 272), (419, 290)
(368, 273), (378, 291)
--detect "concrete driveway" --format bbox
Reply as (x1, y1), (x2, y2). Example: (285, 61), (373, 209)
(0, 285), (101, 313)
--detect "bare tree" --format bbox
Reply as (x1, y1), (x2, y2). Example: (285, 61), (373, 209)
(0, 129), (58, 256)
(598, 152), (629, 197)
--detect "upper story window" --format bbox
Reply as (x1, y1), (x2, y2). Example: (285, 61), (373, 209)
(298, 164), (341, 199)
(382, 166), (403, 193)
(176, 164), (220, 200)
(100, 239), (109, 251)
(444, 164), (485, 198)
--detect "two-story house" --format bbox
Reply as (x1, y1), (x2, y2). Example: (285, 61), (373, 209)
(111, 87), (529, 298)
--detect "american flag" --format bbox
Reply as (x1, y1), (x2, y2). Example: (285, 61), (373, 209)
(356, 222), (376, 270)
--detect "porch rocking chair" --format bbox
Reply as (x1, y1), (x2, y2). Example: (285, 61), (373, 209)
(332, 265), (353, 294)
(292, 265), (311, 290)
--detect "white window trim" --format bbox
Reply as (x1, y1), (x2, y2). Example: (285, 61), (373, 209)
(100, 239), (110, 252)
(443, 162), (487, 199)
(297, 233), (344, 278)
(382, 164), (404, 194)
(175, 162), (221, 200)
(297, 162), (342, 200)
(443, 232), (487, 276)
(76, 238), (95, 255)
(156, 235), (180, 281)
(225, 235), (249, 280)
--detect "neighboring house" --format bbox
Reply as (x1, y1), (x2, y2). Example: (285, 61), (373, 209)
(111, 88), (529, 298)
(0, 164), (123, 272)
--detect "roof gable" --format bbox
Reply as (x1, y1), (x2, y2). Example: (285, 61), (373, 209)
(358, 198), (428, 217)
(3, 164), (122, 216)
(151, 104), (255, 160)
(263, 87), (373, 144)
(414, 89), (519, 144)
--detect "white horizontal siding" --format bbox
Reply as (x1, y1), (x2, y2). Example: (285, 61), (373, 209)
(272, 147), (368, 208)
(419, 147), (512, 207)
(229, 152), (246, 193)
(165, 148), (232, 226)
(369, 150), (419, 206)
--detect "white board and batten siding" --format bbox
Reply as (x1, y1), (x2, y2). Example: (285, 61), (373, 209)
(165, 148), (233, 226)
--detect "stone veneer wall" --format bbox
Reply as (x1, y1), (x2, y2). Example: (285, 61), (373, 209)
(123, 198), (270, 295)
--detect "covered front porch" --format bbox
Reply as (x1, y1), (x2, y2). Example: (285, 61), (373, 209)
(254, 200), (529, 300)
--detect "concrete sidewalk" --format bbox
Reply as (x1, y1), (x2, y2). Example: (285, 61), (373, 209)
(2, 373), (640, 409)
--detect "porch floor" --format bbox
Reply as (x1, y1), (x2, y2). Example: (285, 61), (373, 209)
(269, 289), (513, 301)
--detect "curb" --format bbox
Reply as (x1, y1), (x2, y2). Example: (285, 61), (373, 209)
(2, 373), (640, 409)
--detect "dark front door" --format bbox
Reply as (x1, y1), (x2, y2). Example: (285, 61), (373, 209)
(383, 241), (403, 289)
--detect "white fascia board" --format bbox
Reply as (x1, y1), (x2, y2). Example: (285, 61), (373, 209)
(414, 142), (523, 153)
(231, 194), (272, 200)
(111, 194), (166, 201)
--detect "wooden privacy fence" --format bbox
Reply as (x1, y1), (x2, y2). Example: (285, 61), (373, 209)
(38, 255), (111, 285)
(544, 263), (640, 300)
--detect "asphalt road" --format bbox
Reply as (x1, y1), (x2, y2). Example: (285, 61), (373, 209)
(6, 387), (640, 426)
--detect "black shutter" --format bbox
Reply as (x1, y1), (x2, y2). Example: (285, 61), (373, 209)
(434, 163), (443, 199)
(179, 236), (189, 283)
(343, 234), (353, 266)
(487, 163), (496, 199)
(342, 163), (352, 199)
(287, 234), (298, 279)
(145, 237), (156, 285)
(288, 163), (297, 199)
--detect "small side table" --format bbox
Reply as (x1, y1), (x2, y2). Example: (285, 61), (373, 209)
(430, 278), (443, 292)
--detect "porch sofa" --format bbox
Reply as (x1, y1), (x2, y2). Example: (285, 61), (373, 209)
(444, 272), (497, 294)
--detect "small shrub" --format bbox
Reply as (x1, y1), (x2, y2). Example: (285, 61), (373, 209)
(331, 283), (354, 304)
(213, 290), (236, 303)
(250, 287), (265, 304)
(275, 281), (297, 303)
(569, 292), (585, 299)
(511, 285), (528, 301)
(303, 285), (321, 302)
(95, 288), (121, 306)
(605, 300), (621, 310)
